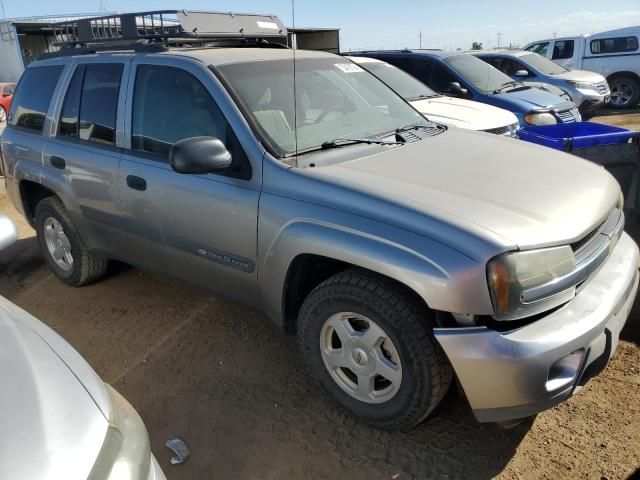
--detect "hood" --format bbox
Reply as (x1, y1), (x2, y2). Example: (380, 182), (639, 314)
(0, 296), (109, 480)
(411, 96), (517, 131)
(496, 85), (574, 110)
(306, 128), (619, 250)
(551, 69), (607, 83)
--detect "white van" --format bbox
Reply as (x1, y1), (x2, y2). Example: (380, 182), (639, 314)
(524, 27), (640, 109)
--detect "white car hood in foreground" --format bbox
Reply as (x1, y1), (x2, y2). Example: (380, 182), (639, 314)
(309, 128), (619, 250)
(410, 96), (518, 131)
(0, 296), (109, 480)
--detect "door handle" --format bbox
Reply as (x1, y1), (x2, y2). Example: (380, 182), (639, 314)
(50, 156), (66, 169)
(126, 175), (147, 191)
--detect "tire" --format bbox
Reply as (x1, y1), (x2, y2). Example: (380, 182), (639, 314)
(35, 196), (108, 286)
(297, 269), (452, 431)
(608, 76), (640, 109)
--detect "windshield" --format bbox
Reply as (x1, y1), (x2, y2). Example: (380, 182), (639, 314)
(216, 56), (427, 156)
(443, 54), (514, 93)
(520, 53), (568, 75)
(354, 60), (437, 100)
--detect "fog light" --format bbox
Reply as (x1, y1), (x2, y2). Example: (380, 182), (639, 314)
(545, 350), (584, 392)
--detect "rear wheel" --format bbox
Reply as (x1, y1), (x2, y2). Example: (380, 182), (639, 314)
(35, 196), (108, 286)
(609, 76), (640, 109)
(297, 269), (452, 431)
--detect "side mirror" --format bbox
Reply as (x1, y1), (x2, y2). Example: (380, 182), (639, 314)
(515, 69), (530, 77)
(170, 136), (232, 175)
(448, 82), (468, 97)
(0, 216), (17, 251)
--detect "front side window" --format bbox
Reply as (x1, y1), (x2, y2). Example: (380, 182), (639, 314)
(552, 40), (574, 60)
(59, 66), (84, 137)
(9, 65), (63, 132)
(430, 63), (458, 92)
(443, 54), (513, 93)
(525, 42), (550, 57)
(132, 65), (231, 159)
(216, 56), (427, 156)
(591, 36), (639, 54)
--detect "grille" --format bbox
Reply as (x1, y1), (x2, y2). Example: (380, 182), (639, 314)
(594, 81), (610, 95)
(557, 107), (580, 124)
(484, 122), (518, 137)
(570, 223), (602, 253)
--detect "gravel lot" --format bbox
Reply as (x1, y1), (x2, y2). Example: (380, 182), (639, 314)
(1, 111), (639, 480)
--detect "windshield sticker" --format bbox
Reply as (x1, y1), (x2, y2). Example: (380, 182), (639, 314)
(335, 63), (364, 73)
(257, 21), (279, 30)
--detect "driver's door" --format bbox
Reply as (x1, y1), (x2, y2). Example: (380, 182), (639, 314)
(118, 58), (260, 301)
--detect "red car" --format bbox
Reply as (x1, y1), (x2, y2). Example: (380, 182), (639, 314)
(0, 83), (16, 123)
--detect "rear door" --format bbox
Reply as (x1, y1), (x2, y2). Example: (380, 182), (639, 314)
(118, 56), (261, 301)
(42, 57), (130, 255)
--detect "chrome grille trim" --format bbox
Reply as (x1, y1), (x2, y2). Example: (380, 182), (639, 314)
(594, 81), (610, 95)
(556, 107), (581, 124)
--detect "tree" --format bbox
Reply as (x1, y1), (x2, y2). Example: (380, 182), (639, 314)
(471, 41), (483, 50)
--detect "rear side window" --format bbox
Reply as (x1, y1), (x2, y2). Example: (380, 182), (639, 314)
(58, 63), (123, 145)
(590, 36), (639, 54)
(525, 42), (549, 57)
(132, 65), (229, 159)
(9, 65), (63, 132)
(552, 40), (574, 60)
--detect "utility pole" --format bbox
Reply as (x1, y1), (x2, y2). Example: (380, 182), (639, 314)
(418, 30), (423, 49)
(552, 31), (557, 38)
(496, 31), (502, 49)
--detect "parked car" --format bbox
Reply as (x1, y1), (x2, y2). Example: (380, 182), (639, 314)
(0, 216), (166, 480)
(524, 27), (640, 109)
(0, 82), (15, 122)
(473, 51), (610, 112)
(345, 56), (519, 136)
(3, 10), (638, 431)
(348, 50), (581, 127)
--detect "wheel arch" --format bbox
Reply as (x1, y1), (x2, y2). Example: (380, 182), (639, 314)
(19, 180), (60, 227)
(259, 220), (484, 334)
(606, 70), (640, 83)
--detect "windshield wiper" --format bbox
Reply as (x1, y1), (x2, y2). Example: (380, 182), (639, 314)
(320, 137), (402, 149)
(407, 93), (440, 101)
(493, 81), (520, 93)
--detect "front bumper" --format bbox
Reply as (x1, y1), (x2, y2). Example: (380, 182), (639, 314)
(434, 231), (639, 423)
(573, 88), (610, 111)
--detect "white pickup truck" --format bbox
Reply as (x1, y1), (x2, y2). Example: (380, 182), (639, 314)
(524, 26), (640, 109)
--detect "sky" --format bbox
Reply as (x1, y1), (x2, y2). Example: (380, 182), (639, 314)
(3, 0), (640, 51)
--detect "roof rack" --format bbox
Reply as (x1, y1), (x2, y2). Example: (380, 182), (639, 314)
(51, 10), (288, 48)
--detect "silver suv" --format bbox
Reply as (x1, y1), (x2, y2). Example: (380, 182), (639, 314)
(2, 11), (638, 431)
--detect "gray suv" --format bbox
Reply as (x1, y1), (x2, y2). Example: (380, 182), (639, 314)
(2, 11), (638, 431)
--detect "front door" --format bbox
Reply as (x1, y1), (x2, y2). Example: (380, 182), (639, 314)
(118, 59), (261, 301)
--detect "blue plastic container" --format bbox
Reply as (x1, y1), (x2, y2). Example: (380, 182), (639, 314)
(519, 122), (637, 150)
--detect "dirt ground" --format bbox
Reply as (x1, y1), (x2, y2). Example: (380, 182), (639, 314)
(1, 111), (640, 480)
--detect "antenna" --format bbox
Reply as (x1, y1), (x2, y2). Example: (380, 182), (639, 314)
(291, 0), (299, 165)
(0, 0), (6, 21)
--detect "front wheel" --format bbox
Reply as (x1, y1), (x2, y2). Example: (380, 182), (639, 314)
(297, 269), (452, 431)
(609, 76), (640, 109)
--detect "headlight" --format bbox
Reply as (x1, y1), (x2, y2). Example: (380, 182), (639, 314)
(523, 112), (557, 126)
(90, 385), (151, 480)
(567, 80), (595, 90)
(487, 246), (576, 320)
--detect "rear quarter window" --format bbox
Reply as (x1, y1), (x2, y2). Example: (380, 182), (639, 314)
(590, 36), (639, 54)
(9, 65), (64, 132)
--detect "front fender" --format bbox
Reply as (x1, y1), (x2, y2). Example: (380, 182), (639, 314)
(258, 195), (495, 325)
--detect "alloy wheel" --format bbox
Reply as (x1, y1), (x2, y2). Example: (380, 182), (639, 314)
(43, 217), (74, 271)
